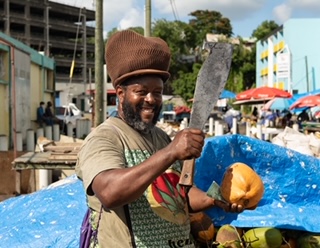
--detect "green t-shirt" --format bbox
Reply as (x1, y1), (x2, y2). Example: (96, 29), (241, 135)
(76, 117), (194, 248)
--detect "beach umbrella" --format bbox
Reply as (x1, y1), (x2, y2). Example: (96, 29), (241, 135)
(262, 97), (293, 111)
(236, 86), (292, 101)
(290, 95), (320, 110)
(188, 89), (236, 102)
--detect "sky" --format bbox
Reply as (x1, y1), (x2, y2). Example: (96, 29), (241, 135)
(51, 0), (320, 38)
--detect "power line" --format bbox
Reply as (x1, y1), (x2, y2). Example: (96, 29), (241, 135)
(169, 0), (180, 21)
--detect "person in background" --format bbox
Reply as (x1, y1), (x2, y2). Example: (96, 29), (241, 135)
(298, 109), (310, 122)
(45, 101), (63, 129)
(251, 106), (258, 121)
(45, 101), (54, 122)
(281, 110), (293, 128)
(36, 101), (46, 127)
(297, 109), (310, 128)
(76, 30), (243, 248)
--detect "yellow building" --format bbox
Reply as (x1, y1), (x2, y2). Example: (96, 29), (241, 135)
(0, 32), (55, 149)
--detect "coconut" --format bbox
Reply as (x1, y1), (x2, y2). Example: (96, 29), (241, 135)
(189, 212), (215, 244)
(215, 224), (243, 248)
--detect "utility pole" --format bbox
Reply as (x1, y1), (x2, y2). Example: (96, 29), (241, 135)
(94, 0), (104, 126)
(305, 56), (309, 92)
(45, 3), (50, 56)
(144, 0), (151, 37)
(82, 8), (87, 98)
(4, 0), (10, 35)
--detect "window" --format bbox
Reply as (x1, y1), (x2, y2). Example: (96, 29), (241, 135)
(0, 51), (9, 84)
(45, 68), (54, 91)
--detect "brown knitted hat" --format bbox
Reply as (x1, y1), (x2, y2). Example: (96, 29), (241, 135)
(106, 30), (171, 88)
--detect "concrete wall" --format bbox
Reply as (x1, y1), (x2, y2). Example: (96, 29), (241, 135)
(0, 33), (55, 149)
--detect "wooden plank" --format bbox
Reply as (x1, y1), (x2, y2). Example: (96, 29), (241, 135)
(49, 155), (77, 161)
(12, 152), (77, 170)
(44, 146), (80, 152)
(13, 152), (51, 163)
(53, 142), (83, 146)
(13, 163), (75, 170)
(51, 151), (78, 155)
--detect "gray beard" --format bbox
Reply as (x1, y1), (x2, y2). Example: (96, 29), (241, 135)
(122, 99), (162, 134)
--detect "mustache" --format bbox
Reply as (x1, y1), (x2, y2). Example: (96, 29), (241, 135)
(138, 103), (156, 111)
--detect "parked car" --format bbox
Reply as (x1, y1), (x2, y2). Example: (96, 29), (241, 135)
(55, 103), (83, 129)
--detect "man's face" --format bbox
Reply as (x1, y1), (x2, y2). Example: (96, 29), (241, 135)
(117, 75), (164, 133)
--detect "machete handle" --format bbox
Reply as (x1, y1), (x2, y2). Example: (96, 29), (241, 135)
(179, 158), (195, 187)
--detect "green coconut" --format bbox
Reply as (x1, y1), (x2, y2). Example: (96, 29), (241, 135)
(297, 234), (320, 248)
(242, 227), (283, 248)
(215, 224), (243, 248)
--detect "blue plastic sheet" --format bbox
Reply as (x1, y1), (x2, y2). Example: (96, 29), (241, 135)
(0, 175), (87, 248)
(195, 134), (320, 232)
(1, 135), (320, 247)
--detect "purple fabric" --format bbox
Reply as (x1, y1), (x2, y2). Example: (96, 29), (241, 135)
(79, 209), (97, 248)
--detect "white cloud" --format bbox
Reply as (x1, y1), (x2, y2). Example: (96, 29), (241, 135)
(288, 0), (320, 11)
(117, 8), (144, 30)
(102, 0), (138, 31)
(153, 0), (267, 22)
(50, 0), (95, 10)
(283, 0), (320, 20)
(98, 0), (269, 33)
(273, 4), (292, 23)
(51, 0), (320, 37)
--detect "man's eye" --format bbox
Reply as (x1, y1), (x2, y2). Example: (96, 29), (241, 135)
(137, 90), (147, 95)
(153, 92), (162, 97)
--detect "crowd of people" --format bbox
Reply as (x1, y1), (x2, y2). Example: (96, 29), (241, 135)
(248, 105), (315, 129)
(36, 101), (63, 130)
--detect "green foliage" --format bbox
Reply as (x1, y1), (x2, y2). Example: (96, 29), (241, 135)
(188, 10), (233, 44)
(106, 27), (144, 40)
(152, 19), (197, 94)
(104, 11), (278, 102)
(106, 27), (119, 40)
(172, 63), (201, 105)
(228, 39), (256, 91)
(251, 20), (279, 40)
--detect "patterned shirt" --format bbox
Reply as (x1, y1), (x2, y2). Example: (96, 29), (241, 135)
(76, 117), (195, 248)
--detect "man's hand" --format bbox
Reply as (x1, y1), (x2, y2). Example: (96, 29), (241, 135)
(213, 199), (244, 213)
(168, 128), (205, 161)
(188, 187), (244, 214)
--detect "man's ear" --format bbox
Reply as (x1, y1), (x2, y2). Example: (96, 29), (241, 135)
(116, 86), (125, 103)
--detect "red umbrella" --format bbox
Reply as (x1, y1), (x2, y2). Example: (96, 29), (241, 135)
(236, 86), (292, 101)
(289, 95), (320, 110)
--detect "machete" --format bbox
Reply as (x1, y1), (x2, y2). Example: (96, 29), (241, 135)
(179, 42), (233, 187)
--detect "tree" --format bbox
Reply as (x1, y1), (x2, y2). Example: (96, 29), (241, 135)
(106, 26), (144, 40)
(252, 20), (279, 40)
(152, 19), (197, 94)
(104, 12), (262, 100)
(188, 10), (233, 44)
(172, 63), (202, 105)
(227, 38), (256, 92)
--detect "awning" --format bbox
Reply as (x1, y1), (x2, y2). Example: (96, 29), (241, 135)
(233, 98), (273, 105)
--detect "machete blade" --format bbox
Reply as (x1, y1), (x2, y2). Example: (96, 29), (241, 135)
(179, 42), (233, 187)
(189, 42), (233, 130)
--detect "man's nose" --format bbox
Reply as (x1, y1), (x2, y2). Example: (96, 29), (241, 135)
(144, 92), (156, 103)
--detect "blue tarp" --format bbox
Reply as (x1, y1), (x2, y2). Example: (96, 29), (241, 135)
(1, 134), (319, 247)
(0, 176), (87, 248)
(195, 134), (320, 232)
